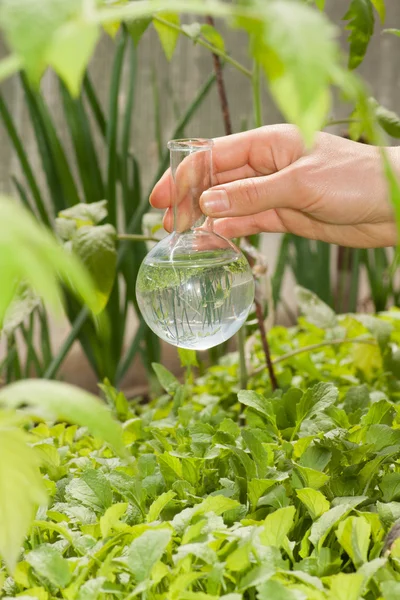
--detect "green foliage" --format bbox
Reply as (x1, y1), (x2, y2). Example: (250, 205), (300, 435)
(2, 309), (400, 596)
(344, 0), (375, 70)
(0, 194), (98, 325)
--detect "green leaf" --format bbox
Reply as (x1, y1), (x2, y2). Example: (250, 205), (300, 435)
(194, 495), (240, 517)
(293, 465), (330, 490)
(245, 0), (338, 144)
(371, 0), (385, 22)
(77, 577), (106, 600)
(329, 573), (364, 600)
(128, 17), (152, 46)
(296, 382), (338, 425)
(182, 23), (202, 40)
(66, 469), (112, 513)
(248, 479), (276, 511)
(0, 195), (98, 323)
(257, 580), (299, 600)
(0, 428), (47, 572)
(26, 544), (71, 588)
(336, 516), (371, 567)
(178, 348), (199, 368)
(296, 488), (330, 520)
(0, 380), (126, 456)
(377, 501), (400, 527)
(58, 200), (108, 229)
(200, 24), (225, 51)
(46, 21), (99, 96)
(126, 528), (171, 582)
(384, 29), (400, 37)
(261, 506), (296, 547)
(147, 491), (176, 522)
(238, 390), (276, 425)
(382, 582), (400, 600)
(99, 502), (128, 538)
(344, 0), (375, 69)
(295, 286), (337, 328)
(2, 284), (41, 337)
(380, 472), (400, 502)
(153, 13), (180, 61)
(374, 101), (400, 138)
(72, 225), (117, 313)
(309, 504), (354, 549)
(152, 363), (180, 394)
(0, 0), (84, 83)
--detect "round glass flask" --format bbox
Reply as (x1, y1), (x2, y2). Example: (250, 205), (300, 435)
(136, 139), (255, 350)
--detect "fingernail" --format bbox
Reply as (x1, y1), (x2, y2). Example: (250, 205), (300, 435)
(201, 189), (230, 215)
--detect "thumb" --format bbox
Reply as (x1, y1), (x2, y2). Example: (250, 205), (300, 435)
(199, 168), (299, 218)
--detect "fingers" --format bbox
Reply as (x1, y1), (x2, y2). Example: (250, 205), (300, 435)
(150, 125), (296, 210)
(200, 167), (299, 218)
(213, 210), (288, 238)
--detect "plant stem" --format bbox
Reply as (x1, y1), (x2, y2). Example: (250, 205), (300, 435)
(255, 301), (278, 390)
(205, 15), (233, 136)
(154, 15), (252, 79)
(118, 233), (159, 243)
(251, 337), (377, 376)
(252, 60), (263, 128)
(324, 118), (360, 127)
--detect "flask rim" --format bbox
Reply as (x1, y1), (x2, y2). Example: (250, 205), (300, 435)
(167, 138), (214, 151)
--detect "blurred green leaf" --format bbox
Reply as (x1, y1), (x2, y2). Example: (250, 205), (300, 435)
(128, 17), (152, 46)
(0, 0), (84, 83)
(328, 573), (364, 600)
(201, 24), (225, 51)
(126, 529), (171, 581)
(26, 544), (71, 588)
(344, 0), (374, 69)
(0, 428), (47, 572)
(0, 379), (126, 457)
(295, 286), (337, 328)
(296, 488), (330, 520)
(46, 21), (99, 96)
(153, 13), (180, 61)
(371, 0), (385, 22)
(336, 516), (371, 567)
(72, 225), (117, 312)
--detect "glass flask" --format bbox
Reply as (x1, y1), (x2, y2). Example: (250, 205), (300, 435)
(136, 138), (255, 350)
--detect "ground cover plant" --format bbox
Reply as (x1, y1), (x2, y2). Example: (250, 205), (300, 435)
(3, 292), (400, 599)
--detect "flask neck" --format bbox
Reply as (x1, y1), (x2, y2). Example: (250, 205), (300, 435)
(168, 139), (214, 233)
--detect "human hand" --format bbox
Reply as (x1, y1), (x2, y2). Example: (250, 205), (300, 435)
(150, 124), (399, 248)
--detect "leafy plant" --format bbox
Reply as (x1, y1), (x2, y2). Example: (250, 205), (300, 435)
(0, 35), (216, 385)
(2, 296), (400, 597)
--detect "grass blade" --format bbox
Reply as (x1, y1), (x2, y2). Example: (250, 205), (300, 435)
(83, 73), (107, 139)
(107, 29), (127, 227)
(20, 75), (81, 211)
(121, 38), (137, 226)
(59, 81), (105, 204)
(0, 94), (50, 225)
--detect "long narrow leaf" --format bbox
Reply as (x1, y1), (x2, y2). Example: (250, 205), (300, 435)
(59, 81), (105, 204)
(0, 94), (50, 225)
(121, 38), (137, 226)
(20, 75), (76, 212)
(83, 73), (107, 139)
(107, 29), (127, 227)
